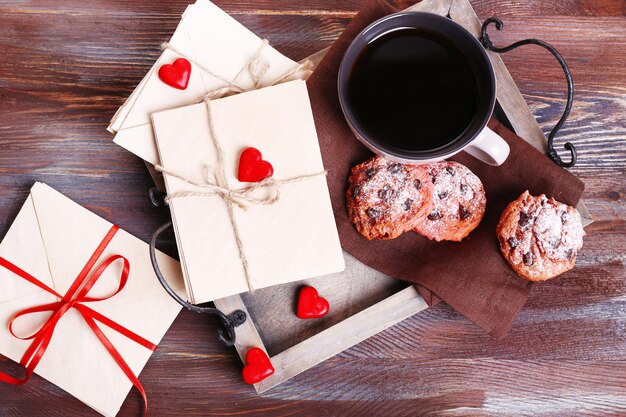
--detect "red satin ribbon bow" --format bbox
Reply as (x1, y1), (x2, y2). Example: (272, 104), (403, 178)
(0, 225), (155, 415)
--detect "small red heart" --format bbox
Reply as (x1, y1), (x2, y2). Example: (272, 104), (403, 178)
(242, 347), (274, 384)
(238, 147), (274, 182)
(297, 286), (330, 319)
(158, 58), (192, 90)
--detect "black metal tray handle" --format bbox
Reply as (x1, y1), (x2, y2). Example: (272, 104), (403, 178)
(149, 189), (247, 346)
(480, 17), (577, 168)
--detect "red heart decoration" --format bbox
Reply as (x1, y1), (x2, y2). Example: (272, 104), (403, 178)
(238, 147), (274, 182)
(297, 286), (330, 319)
(241, 347), (274, 384)
(158, 58), (192, 90)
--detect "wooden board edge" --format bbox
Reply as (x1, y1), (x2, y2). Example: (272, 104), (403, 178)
(299, 47), (329, 67)
(577, 201), (594, 227)
(407, 0), (453, 15)
(213, 294), (269, 364)
(254, 286), (429, 393)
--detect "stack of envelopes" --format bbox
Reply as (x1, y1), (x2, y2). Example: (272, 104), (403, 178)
(110, 0), (345, 304)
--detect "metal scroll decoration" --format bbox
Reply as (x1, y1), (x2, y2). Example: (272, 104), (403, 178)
(480, 17), (577, 168)
(148, 188), (247, 347)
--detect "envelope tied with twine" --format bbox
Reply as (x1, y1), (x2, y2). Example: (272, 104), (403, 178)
(151, 80), (345, 304)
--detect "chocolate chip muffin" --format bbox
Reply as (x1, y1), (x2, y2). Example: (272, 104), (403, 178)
(497, 191), (585, 281)
(413, 161), (486, 242)
(347, 156), (433, 240)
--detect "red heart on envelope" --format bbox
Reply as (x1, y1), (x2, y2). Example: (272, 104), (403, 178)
(297, 286), (330, 319)
(158, 58), (192, 90)
(242, 347), (274, 384)
(238, 147), (274, 182)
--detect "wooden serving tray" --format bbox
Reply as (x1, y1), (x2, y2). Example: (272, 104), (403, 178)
(147, 0), (592, 393)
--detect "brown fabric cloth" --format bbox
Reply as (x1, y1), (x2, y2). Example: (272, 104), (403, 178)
(306, 0), (585, 339)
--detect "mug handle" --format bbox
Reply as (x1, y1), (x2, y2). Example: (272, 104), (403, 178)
(464, 127), (510, 166)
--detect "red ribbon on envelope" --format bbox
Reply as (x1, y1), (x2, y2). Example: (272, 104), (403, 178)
(0, 225), (155, 415)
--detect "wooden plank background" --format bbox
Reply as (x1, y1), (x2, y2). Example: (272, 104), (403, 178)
(0, 0), (624, 415)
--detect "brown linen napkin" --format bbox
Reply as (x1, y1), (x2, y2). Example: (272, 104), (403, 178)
(307, 0), (585, 338)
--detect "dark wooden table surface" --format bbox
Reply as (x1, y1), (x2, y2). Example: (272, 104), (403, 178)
(1, 1), (625, 416)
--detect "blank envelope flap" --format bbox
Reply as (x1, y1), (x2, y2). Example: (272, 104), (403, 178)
(29, 182), (115, 296)
(0, 189), (55, 304)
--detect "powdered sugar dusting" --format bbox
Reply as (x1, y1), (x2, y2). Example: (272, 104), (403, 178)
(347, 156), (432, 239)
(356, 158), (428, 220)
(413, 161), (486, 241)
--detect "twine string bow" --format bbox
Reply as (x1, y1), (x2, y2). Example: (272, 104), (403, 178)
(161, 38), (314, 101)
(156, 100), (326, 293)
(157, 164), (282, 210)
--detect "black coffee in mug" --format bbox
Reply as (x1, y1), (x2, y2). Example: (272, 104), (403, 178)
(338, 12), (509, 166)
(347, 28), (479, 152)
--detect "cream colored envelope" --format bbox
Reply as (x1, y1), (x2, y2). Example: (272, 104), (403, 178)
(151, 80), (345, 304)
(110, 0), (300, 165)
(0, 182), (185, 417)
